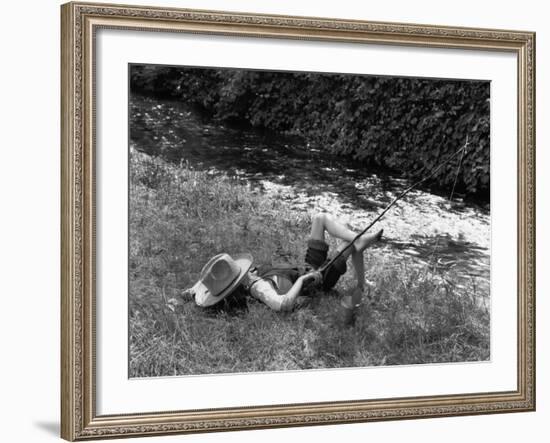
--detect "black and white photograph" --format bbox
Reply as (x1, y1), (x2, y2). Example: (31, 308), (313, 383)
(2, 0), (546, 440)
(128, 64), (491, 378)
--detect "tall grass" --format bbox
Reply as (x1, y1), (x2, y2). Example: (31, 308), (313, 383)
(129, 149), (489, 377)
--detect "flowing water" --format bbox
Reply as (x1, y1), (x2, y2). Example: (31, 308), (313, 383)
(130, 94), (490, 293)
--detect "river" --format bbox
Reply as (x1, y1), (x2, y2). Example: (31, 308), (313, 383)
(130, 94), (490, 294)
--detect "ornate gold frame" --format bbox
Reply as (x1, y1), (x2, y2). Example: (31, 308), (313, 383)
(61, 1), (536, 440)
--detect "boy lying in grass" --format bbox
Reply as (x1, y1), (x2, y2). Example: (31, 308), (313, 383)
(173, 212), (383, 325)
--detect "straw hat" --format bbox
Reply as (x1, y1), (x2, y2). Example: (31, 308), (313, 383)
(192, 253), (253, 307)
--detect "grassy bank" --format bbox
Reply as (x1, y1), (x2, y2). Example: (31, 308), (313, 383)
(129, 149), (489, 377)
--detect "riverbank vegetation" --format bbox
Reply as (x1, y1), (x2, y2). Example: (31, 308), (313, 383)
(130, 65), (490, 200)
(129, 150), (490, 377)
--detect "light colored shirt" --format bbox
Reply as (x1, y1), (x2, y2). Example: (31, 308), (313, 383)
(244, 272), (295, 312)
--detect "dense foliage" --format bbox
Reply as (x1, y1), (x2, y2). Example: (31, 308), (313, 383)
(131, 65), (490, 199)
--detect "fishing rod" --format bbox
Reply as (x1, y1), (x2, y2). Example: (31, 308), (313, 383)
(317, 138), (470, 275)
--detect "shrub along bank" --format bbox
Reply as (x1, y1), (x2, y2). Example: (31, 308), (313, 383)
(131, 65), (490, 200)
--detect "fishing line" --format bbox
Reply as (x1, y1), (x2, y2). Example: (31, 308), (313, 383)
(423, 135), (469, 277)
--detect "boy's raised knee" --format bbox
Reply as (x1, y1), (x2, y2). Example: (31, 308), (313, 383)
(312, 212), (327, 225)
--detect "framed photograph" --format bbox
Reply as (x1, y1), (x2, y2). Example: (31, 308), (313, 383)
(61, 1), (536, 440)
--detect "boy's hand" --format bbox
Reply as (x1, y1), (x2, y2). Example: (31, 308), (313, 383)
(180, 288), (195, 302)
(302, 270), (322, 287)
(167, 288), (195, 312)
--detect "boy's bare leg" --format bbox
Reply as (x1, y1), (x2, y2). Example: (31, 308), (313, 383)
(339, 250), (366, 326)
(310, 212), (381, 254)
(310, 212), (355, 242)
(310, 210), (379, 287)
(310, 212), (381, 325)
(351, 250), (365, 291)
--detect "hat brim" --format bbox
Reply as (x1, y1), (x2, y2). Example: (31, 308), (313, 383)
(194, 253), (253, 307)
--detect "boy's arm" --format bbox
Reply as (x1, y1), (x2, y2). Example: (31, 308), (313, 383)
(278, 275), (307, 311)
(166, 286), (196, 311)
(279, 270), (322, 311)
(250, 271), (321, 312)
